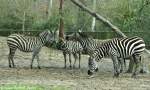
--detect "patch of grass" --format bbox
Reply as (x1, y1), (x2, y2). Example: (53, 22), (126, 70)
(0, 84), (71, 90)
(50, 86), (70, 90)
(0, 84), (44, 90)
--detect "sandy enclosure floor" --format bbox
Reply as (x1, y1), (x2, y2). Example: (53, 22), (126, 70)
(0, 36), (150, 90)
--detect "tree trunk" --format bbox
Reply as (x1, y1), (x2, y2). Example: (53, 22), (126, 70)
(46, 0), (53, 19)
(70, 0), (150, 73)
(91, 0), (96, 32)
(22, 11), (26, 32)
(59, 0), (64, 39)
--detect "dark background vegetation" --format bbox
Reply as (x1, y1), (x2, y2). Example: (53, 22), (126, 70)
(0, 0), (150, 47)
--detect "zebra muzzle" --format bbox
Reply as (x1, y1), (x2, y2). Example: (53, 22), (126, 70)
(88, 70), (93, 75)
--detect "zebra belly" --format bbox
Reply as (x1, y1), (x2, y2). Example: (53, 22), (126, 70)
(18, 46), (33, 52)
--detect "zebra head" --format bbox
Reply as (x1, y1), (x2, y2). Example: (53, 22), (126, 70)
(39, 30), (56, 45)
(88, 56), (98, 76)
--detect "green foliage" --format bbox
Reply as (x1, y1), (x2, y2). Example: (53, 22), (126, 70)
(0, 84), (44, 90)
(32, 15), (59, 30)
(0, 84), (70, 90)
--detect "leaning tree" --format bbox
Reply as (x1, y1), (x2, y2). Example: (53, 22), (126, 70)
(70, 0), (150, 73)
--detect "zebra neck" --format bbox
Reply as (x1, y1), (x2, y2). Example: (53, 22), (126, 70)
(39, 37), (46, 45)
(79, 38), (94, 48)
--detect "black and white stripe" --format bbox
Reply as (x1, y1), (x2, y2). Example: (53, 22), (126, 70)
(88, 36), (145, 78)
(7, 30), (55, 69)
(67, 32), (101, 55)
(59, 39), (83, 68)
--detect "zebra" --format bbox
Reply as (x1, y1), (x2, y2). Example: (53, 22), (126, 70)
(7, 30), (56, 69)
(87, 36), (145, 78)
(59, 38), (83, 69)
(66, 32), (100, 55)
(67, 32), (126, 72)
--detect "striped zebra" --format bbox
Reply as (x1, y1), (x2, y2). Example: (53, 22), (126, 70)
(7, 30), (56, 69)
(87, 36), (145, 78)
(67, 32), (127, 72)
(66, 32), (101, 55)
(59, 38), (83, 68)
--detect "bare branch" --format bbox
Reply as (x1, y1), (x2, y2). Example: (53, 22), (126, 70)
(71, 0), (127, 37)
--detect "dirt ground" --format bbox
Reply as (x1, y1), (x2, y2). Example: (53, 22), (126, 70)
(0, 36), (150, 90)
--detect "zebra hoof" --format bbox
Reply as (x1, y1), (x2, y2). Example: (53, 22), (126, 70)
(126, 70), (132, 73)
(9, 65), (12, 68)
(30, 66), (33, 69)
(131, 74), (137, 79)
(131, 75), (137, 79)
(113, 73), (119, 78)
(38, 67), (41, 69)
(69, 66), (72, 69)
(113, 75), (119, 78)
(140, 69), (149, 74)
(120, 70), (123, 73)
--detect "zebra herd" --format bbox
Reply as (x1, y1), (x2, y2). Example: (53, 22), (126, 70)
(6, 30), (146, 78)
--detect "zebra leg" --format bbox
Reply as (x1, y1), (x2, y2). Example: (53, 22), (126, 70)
(131, 55), (141, 78)
(73, 53), (77, 68)
(36, 54), (41, 69)
(31, 53), (36, 69)
(118, 58), (125, 73)
(63, 52), (67, 69)
(31, 47), (41, 69)
(78, 52), (81, 69)
(69, 53), (72, 68)
(117, 59), (121, 72)
(112, 56), (120, 77)
(126, 56), (134, 73)
(8, 51), (12, 68)
(124, 58), (127, 71)
(8, 54), (11, 68)
(8, 48), (16, 68)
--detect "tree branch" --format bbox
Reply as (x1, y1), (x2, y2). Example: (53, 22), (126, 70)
(71, 0), (127, 37)
(70, 0), (150, 54)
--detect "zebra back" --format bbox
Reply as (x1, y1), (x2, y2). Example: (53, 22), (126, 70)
(59, 38), (83, 53)
(91, 36), (145, 61)
(7, 30), (55, 52)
